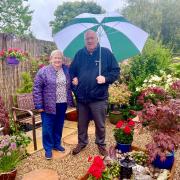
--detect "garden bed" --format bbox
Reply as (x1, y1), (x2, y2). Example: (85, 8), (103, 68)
(15, 121), (180, 180)
(80, 145), (176, 180)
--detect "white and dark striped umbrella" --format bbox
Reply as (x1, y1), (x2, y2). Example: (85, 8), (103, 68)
(53, 12), (148, 62)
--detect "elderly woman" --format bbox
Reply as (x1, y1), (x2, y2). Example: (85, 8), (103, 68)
(33, 50), (73, 160)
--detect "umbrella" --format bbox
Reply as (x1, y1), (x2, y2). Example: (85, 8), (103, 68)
(54, 12), (148, 61)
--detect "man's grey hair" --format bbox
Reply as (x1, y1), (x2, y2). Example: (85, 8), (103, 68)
(84, 29), (98, 41)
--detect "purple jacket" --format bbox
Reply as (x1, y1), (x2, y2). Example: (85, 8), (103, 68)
(33, 64), (74, 114)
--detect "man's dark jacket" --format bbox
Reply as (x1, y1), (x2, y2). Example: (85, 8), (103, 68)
(69, 45), (120, 103)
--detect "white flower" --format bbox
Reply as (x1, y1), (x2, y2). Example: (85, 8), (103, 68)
(167, 78), (173, 83)
(167, 74), (172, 78)
(136, 87), (141, 91)
(144, 79), (148, 83)
(152, 84), (156, 87)
(7, 152), (11, 156)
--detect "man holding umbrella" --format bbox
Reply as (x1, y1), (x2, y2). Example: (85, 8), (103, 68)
(70, 30), (120, 156)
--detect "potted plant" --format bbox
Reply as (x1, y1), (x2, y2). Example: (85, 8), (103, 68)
(113, 119), (135, 153)
(0, 134), (28, 180)
(146, 132), (176, 169)
(139, 99), (180, 169)
(0, 48), (28, 65)
(108, 82), (131, 124)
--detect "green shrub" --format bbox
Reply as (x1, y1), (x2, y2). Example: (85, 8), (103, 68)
(16, 72), (33, 94)
(128, 39), (172, 91)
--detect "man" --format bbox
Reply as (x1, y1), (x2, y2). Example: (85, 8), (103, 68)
(70, 30), (120, 156)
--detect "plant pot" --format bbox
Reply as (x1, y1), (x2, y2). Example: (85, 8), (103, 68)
(116, 143), (132, 153)
(0, 169), (17, 180)
(153, 152), (174, 169)
(6, 57), (19, 65)
(66, 109), (78, 121)
(109, 111), (123, 125)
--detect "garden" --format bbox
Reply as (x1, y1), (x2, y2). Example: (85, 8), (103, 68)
(0, 37), (179, 180)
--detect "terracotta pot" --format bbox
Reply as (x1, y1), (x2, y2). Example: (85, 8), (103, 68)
(0, 169), (17, 180)
(66, 110), (78, 121)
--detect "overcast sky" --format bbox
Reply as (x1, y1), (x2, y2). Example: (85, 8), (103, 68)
(27, 0), (125, 41)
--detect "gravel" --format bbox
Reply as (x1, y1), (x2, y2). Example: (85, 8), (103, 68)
(16, 120), (180, 180)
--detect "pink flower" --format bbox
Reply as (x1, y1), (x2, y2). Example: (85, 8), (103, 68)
(10, 142), (17, 150)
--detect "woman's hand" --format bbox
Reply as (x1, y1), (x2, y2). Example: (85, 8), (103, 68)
(37, 109), (44, 113)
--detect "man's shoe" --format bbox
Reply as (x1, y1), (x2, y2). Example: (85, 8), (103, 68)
(54, 145), (65, 152)
(72, 144), (86, 155)
(45, 151), (52, 160)
(98, 145), (108, 156)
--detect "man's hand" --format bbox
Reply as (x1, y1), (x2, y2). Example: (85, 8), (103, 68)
(96, 75), (106, 84)
(37, 109), (44, 113)
(72, 77), (78, 86)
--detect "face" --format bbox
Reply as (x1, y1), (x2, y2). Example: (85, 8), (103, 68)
(85, 31), (98, 52)
(50, 52), (63, 68)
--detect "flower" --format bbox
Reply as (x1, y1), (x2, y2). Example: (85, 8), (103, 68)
(128, 120), (135, 127)
(123, 126), (131, 134)
(0, 48), (28, 61)
(116, 120), (124, 128)
(0, 133), (31, 173)
(87, 156), (106, 179)
(113, 120), (134, 144)
(135, 72), (179, 92)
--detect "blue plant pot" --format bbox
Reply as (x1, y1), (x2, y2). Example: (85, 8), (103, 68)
(6, 57), (19, 65)
(116, 143), (132, 153)
(153, 152), (174, 169)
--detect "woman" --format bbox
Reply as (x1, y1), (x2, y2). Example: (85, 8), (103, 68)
(33, 50), (73, 160)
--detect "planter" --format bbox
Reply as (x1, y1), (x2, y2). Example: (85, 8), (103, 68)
(116, 142), (132, 153)
(153, 152), (174, 169)
(108, 111), (123, 125)
(6, 57), (19, 65)
(66, 109), (78, 121)
(0, 169), (17, 180)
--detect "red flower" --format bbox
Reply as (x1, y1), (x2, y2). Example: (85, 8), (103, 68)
(88, 156), (93, 162)
(123, 126), (131, 134)
(87, 156), (105, 179)
(116, 120), (124, 128)
(128, 120), (135, 127)
(39, 64), (45, 69)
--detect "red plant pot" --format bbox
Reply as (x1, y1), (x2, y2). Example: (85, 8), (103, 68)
(0, 169), (17, 180)
(66, 110), (78, 121)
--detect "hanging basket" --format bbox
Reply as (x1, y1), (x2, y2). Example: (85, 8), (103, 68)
(6, 57), (19, 65)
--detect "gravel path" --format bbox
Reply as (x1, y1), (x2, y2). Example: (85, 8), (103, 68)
(16, 120), (180, 180)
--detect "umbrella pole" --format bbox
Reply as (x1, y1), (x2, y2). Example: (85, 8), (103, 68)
(99, 42), (101, 76)
(98, 33), (102, 76)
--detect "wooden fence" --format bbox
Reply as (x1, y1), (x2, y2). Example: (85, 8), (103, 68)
(0, 33), (56, 110)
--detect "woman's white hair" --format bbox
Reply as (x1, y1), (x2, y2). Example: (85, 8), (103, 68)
(50, 49), (64, 59)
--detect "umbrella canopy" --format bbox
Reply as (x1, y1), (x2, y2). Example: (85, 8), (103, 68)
(53, 12), (148, 62)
